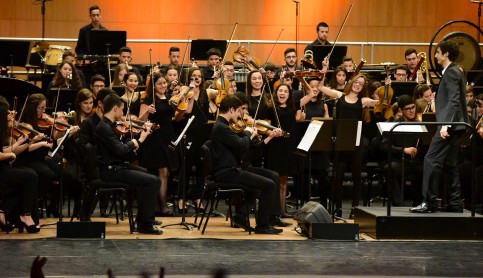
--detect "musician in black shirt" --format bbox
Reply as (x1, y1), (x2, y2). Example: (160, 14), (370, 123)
(75, 5), (107, 56)
(79, 88), (113, 146)
(94, 94), (161, 234)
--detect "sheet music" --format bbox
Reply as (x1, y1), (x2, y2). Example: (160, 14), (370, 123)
(377, 122), (427, 134)
(297, 120), (323, 152)
(356, 121), (362, 147)
(172, 115), (195, 146)
(48, 127), (72, 158)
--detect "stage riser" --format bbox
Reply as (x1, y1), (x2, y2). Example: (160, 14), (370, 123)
(354, 207), (483, 240)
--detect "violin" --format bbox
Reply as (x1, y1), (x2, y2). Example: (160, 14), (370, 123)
(273, 66), (296, 91)
(123, 115), (160, 130)
(243, 115), (290, 137)
(294, 70), (325, 79)
(169, 80), (196, 111)
(233, 46), (261, 71)
(374, 65), (394, 120)
(9, 119), (52, 143)
(37, 113), (72, 132)
(114, 116), (153, 136)
(213, 64), (230, 105)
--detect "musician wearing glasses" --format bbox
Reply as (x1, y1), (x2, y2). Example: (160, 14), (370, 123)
(381, 95), (426, 207)
(394, 65), (409, 82)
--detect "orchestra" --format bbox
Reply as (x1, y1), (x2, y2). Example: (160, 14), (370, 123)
(2, 3), (483, 238)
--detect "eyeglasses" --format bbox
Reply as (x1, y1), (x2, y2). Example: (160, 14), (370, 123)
(225, 69), (234, 72)
(353, 81), (365, 86)
(402, 105), (416, 111)
(395, 73), (407, 77)
(37, 106), (46, 111)
(93, 85), (105, 88)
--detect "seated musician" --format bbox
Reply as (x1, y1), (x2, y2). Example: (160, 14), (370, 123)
(118, 46), (143, 84)
(79, 88), (113, 146)
(47, 61), (84, 95)
(89, 74), (106, 97)
(202, 48), (222, 81)
(394, 65), (409, 82)
(161, 46), (181, 73)
(413, 84), (435, 113)
(210, 94), (286, 234)
(62, 51), (87, 88)
(94, 93), (161, 234)
(381, 95), (426, 206)
(341, 56), (355, 72)
(75, 5), (107, 56)
(404, 48), (425, 84)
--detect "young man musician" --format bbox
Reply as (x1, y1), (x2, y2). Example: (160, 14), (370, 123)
(118, 46), (142, 83)
(305, 22), (331, 53)
(210, 95), (285, 234)
(94, 93), (162, 234)
(411, 40), (469, 213)
(203, 48), (222, 81)
(75, 5), (107, 55)
(405, 48), (425, 84)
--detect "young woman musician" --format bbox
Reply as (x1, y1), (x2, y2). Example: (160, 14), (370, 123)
(121, 72), (142, 117)
(267, 84), (304, 217)
(111, 64), (129, 88)
(139, 73), (184, 216)
(15, 94), (83, 218)
(48, 61), (83, 92)
(245, 70), (272, 120)
(318, 73), (379, 217)
(165, 65), (181, 98)
(0, 96), (40, 233)
(327, 66), (348, 91)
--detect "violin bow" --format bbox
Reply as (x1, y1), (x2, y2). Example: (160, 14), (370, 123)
(261, 28), (284, 70)
(149, 49), (155, 101)
(326, 3), (353, 61)
(217, 23), (238, 89)
(180, 35), (191, 85)
(8, 96), (18, 150)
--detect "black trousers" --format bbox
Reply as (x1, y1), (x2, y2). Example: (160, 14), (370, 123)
(334, 146), (363, 208)
(215, 166), (279, 227)
(422, 130), (463, 208)
(0, 166), (39, 223)
(385, 160), (423, 206)
(101, 168), (159, 224)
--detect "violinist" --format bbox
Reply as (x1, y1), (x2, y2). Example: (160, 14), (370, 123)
(15, 93), (83, 218)
(318, 72), (379, 218)
(304, 22), (331, 53)
(222, 61), (235, 81)
(139, 73), (184, 216)
(211, 94), (287, 234)
(381, 95), (426, 207)
(120, 72), (142, 118)
(245, 70), (272, 120)
(79, 88), (113, 146)
(405, 48), (425, 84)
(0, 95), (40, 233)
(266, 84), (305, 217)
(298, 77), (329, 119)
(165, 65), (181, 97)
(202, 48), (222, 81)
(94, 93), (161, 234)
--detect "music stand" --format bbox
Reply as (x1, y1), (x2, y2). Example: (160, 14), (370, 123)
(49, 88), (78, 112)
(312, 45), (348, 70)
(190, 39), (227, 60)
(162, 116), (198, 231)
(89, 30), (127, 55)
(391, 81), (418, 104)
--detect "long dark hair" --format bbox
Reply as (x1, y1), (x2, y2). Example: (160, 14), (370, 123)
(245, 70), (270, 110)
(0, 96), (9, 146)
(273, 83), (295, 111)
(187, 67), (208, 109)
(75, 88), (95, 125)
(52, 61), (82, 89)
(328, 66), (347, 89)
(23, 94), (48, 130)
(145, 72), (166, 102)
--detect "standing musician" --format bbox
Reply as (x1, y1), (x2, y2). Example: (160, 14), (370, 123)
(202, 48), (222, 81)
(94, 93), (161, 234)
(120, 72), (142, 117)
(210, 94), (284, 234)
(165, 65), (181, 98)
(266, 84), (305, 217)
(404, 48), (425, 84)
(319, 72), (379, 218)
(278, 48), (300, 91)
(138, 73), (185, 217)
(411, 40), (469, 213)
(381, 95), (426, 207)
(304, 22), (331, 53)
(245, 70), (272, 120)
(118, 47), (143, 84)
(0, 96), (40, 233)
(75, 5), (107, 56)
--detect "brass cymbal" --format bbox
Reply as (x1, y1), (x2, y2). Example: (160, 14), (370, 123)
(31, 41), (50, 53)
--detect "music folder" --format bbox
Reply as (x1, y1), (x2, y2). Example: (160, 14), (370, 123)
(377, 122), (428, 136)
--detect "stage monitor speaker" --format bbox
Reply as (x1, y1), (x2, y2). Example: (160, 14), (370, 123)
(57, 222), (106, 238)
(294, 201), (359, 240)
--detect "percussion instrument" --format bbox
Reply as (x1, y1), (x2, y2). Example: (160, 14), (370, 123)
(45, 45), (71, 66)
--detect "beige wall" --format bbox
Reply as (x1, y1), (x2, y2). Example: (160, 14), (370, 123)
(0, 0), (479, 66)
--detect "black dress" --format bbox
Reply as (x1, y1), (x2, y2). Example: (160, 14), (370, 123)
(139, 96), (176, 169)
(267, 106), (298, 176)
(122, 92), (141, 118)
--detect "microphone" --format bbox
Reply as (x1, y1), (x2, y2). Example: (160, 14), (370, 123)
(67, 73), (72, 80)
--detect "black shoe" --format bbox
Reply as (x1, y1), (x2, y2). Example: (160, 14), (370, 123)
(254, 225), (283, 234)
(410, 202), (438, 213)
(270, 216), (292, 227)
(18, 222), (40, 234)
(152, 219), (163, 225)
(232, 214), (252, 231)
(137, 225), (163, 235)
(442, 206), (464, 213)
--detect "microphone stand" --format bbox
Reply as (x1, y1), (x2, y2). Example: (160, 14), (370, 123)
(162, 116), (197, 231)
